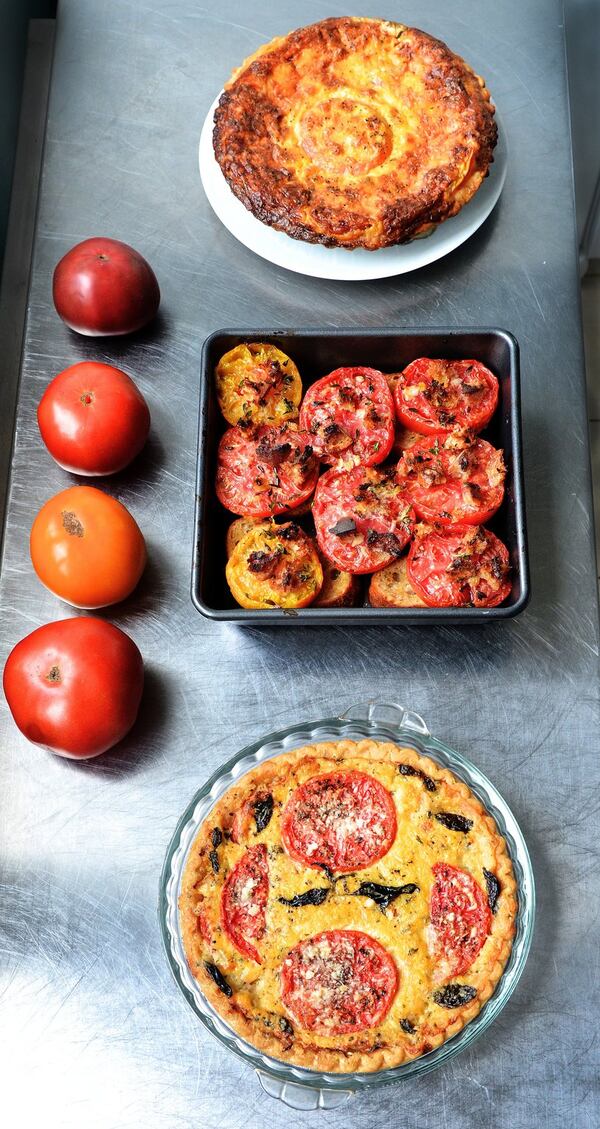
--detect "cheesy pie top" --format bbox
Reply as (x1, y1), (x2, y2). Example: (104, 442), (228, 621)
(179, 740), (516, 1073)
(213, 18), (497, 250)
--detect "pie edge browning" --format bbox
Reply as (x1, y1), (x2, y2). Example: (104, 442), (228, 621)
(213, 17), (498, 251)
(179, 739), (517, 1074)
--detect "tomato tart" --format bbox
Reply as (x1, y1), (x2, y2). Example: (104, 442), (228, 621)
(213, 18), (497, 250)
(180, 740), (516, 1073)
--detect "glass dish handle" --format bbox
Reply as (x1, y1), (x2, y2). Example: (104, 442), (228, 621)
(340, 698), (430, 737)
(256, 1071), (353, 1109)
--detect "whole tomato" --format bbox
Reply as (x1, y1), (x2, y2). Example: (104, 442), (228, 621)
(3, 617), (144, 758)
(37, 361), (151, 475)
(30, 485), (146, 608)
(52, 237), (160, 336)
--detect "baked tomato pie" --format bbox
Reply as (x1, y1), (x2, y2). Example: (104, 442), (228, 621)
(213, 18), (497, 250)
(180, 740), (516, 1072)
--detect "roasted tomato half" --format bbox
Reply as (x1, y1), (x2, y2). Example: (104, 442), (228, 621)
(215, 343), (302, 426)
(225, 521), (323, 609)
(215, 423), (319, 517)
(407, 524), (511, 608)
(394, 358), (499, 435)
(313, 464), (415, 574)
(396, 432), (505, 526)
(299, 366), (395, 466)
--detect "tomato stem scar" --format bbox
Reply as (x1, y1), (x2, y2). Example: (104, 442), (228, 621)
(80, 392), (94, 405)
(46, 665), (61, 683)
(61, 510), (84, 537)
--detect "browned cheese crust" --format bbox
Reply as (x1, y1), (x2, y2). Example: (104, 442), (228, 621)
(213, 17), (497, 250)
(179, 739), (516, 1073)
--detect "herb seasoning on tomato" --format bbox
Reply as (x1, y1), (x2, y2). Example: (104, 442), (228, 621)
(215, 423), (319, 516)
(299, 366), (395, 466)
(396, 432), (505, 526)
(407, 525), (511, 608)
(394, 358), (499, 435)
(220, 844), (269, 964)
(280, 929), (398, 1034)
(429, 862), (492, 981)
(281, 770), (397, 873)
(313, 464), (415, 574)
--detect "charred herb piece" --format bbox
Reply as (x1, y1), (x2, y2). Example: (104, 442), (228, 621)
(209, 849), (219, 874)
(329, 517), (356, 536)
(204, 961), (232, 997)
(279, 1016), (294, 1036)
(353, 881), (419, 911)
(433, 984), (477, 1009)
(253, 793), (274, 833)
(483, 867), (501, 913)
(211, 827), (223, 848)
(398, 763), (437, 792)
(278, 887), (329, 908)
(400, 1018), (416, 1034)
(434, 812), (473, 833)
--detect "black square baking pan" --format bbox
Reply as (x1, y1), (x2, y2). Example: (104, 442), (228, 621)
(191, 328), (529, 624)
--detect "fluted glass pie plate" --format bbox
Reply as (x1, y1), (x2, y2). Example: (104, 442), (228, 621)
(199, 96), (508, 281)
(159, 700), (534, 1110)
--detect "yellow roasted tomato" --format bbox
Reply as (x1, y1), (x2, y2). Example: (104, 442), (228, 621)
(226, 522), (323, 609)
(215, 343), (302, 426)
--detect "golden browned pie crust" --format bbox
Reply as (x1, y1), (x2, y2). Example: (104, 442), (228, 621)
(213, 18), (497, 250)
(179, 740), (516, 1073)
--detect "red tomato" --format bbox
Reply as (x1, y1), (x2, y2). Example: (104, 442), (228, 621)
(299, 366), (395, 465)
(407, 525), (512, 608)
(281, 770), (397, 873)
(281, 930), (398, 1034)
(313, 464), (415, 574)
(30, 485), (146, 608)
(215, 423), (319, 516)
(220, 844), (268, 963)
(396, 432), (505, 526)
(429, 863), (492, 980)
(37, 361), (150, 475)
(394, 358), (499, 435)
(2, 617), (143, 759)
(52, 237), (160, 336)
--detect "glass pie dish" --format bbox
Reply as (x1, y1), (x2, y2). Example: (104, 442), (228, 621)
(159, 700), (534, 1110)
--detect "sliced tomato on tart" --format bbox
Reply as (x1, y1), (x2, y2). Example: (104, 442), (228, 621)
(396, 432), (505, 526)
(429, 862), (492, 982)
(313, 464), (415, 574)
(281, 769), (397, 873)
(280, 929), (398, 1034)
(220, 844), (269, 964)
(407, 524), (511, 608)
(226, 521), (323, 609)
(394, 358), (499, 435)
(215, 343), (302, 426)
(215, 422), (319, 517)
(299, 366), (395, 466)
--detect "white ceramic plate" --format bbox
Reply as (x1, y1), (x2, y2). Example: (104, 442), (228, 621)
(199, 94), (507, 282)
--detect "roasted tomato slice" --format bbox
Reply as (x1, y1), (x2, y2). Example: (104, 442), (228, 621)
(215, 343), (302, 426)
(281, 929), (398, 1034)
(225, 521), (323, 609)
(299, 366), (395, 466)
(313, 464), (415, 574)
(220, 844), (269, 963)
(215, 423), (319, 517)
(429, 862), (492, 981)
(407, 524), (511, 608)
(394, 358), (499, 435)
(281, 770), (397, 873)
(396, 432), (505, 525)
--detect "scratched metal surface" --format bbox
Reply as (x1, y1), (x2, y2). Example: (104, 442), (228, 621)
(0, 1), (598, 1126)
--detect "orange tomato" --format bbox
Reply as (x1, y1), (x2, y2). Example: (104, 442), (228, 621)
(30, 485), (146, 608)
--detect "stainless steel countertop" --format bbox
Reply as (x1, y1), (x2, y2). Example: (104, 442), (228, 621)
(0, 2), (598, 1126)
